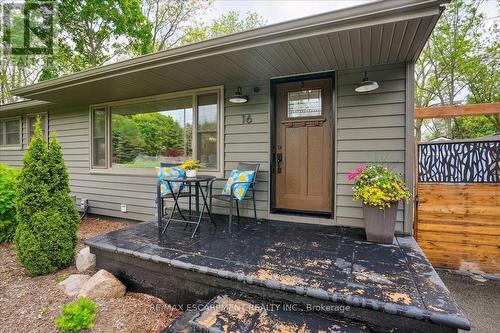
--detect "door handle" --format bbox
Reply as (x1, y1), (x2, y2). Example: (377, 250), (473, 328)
(277, 153), (282, 174)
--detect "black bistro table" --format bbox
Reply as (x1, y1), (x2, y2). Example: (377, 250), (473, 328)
(157, 175), (216, 238)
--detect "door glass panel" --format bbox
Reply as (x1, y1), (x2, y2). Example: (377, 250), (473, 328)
(287, 89), (322, 118)
(197, 93), (218, 169)
(0, 123), (3, 145)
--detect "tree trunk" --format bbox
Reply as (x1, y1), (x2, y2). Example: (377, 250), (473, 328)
(444, 117), (453, 138)
(415, 119), (423, 142)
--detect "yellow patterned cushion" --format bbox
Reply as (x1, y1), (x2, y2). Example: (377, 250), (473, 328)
(155, 166), (185, 195)
(222, 170), (255, 201)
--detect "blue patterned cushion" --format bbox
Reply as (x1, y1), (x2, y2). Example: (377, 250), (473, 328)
(155, 166), (185, 195)
(222, 170), (255, 201)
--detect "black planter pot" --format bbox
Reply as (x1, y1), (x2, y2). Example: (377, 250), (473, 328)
(362, 203), (398, 244)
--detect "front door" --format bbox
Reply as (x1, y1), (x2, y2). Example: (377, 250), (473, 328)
(274, 77), (333, 213)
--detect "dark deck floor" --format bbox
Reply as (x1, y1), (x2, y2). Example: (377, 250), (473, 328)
(85, 216), (469, 331)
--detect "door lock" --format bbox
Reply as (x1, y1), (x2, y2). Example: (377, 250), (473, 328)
(277, 153), (282, 174)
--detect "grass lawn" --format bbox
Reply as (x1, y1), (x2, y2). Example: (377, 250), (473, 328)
(0, 216), (181, 333)
(114, 159), (160, 168)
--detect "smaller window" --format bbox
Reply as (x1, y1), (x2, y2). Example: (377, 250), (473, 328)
(91, 108), (108, 168)
(287, 89), (322, 118)
(0, 118), (21, 147)
(197, 93), (219, 169)
(27, 114), (48, 141)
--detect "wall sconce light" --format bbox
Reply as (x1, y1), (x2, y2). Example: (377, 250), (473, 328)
(355, 71), (379, 93)
(228, 86), (248, 104)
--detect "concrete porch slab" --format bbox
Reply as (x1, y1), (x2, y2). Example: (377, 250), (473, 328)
(85, 217), (470, 332)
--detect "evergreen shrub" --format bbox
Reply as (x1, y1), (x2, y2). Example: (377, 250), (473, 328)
(0, 164), (19, 242)
(14, 119), (79, 275)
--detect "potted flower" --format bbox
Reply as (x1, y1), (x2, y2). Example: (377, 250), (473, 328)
(348, 165), (410, 244)
(180, 160), (204, 178)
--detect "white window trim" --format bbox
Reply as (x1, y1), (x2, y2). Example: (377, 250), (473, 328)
(26, 112), (49, 142)
(89, 85), (225, 177)
(0, 116), (22, 150)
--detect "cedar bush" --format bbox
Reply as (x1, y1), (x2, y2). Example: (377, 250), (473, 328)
(0, 164), (19, 243)
(14, 119), (79, 275)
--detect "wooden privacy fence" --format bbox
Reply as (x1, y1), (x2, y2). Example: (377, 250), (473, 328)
(415, 139), (500, 274)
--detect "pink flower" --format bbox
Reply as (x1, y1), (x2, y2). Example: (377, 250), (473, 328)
(347, 166), (365, 181)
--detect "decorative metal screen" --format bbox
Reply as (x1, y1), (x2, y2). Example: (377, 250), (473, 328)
(287, 89), (322, 118)
(418, 140), (500, 183)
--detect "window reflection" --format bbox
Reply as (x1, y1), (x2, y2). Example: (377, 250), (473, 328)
(5, 120), (21, 145)
(197, 93), (218, 169)
(92, 109), (106, 167)
(111, 97), (193, 168)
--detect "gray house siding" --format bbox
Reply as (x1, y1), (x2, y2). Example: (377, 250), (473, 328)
(335, 64), (407, 231)
(51, 81), (270, 221)
(0, 63), (409, 230)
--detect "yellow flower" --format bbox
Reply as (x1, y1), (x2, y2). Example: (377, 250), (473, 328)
(180, 160), (204, 170)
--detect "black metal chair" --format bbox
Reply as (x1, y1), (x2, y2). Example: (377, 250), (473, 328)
(209, 162), (259, 233)
(158, 163), (195, 220)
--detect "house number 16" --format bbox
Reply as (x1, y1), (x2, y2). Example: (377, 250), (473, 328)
(242, 114), (253, 124)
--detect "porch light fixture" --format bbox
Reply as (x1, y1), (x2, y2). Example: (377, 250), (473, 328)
(355, 71), (379, 93)
(228, 86), (248, 104)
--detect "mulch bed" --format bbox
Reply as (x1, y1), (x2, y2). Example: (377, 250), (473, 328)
(0, 216), (181, 333)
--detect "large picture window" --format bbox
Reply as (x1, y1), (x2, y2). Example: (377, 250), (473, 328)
(90, 87), (223, 173)
(0, 118), (21, 148)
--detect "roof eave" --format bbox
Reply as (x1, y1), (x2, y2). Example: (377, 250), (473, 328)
(0, 100), (52, 112)
(11, 0), (447, 98)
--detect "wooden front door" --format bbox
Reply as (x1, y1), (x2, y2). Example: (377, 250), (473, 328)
(274, 78), (333, 213)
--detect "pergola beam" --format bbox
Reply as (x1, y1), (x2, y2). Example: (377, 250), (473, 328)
(415, 102), (500, 119)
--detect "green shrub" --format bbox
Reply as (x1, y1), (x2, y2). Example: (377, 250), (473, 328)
(14, 119), (79, 275)
(55, 297), (97, 332)
(46, 133), (79, 246)
(0, 164), (19, 243)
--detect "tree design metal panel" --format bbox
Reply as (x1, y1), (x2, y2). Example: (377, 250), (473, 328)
(418, 140), (500, 183)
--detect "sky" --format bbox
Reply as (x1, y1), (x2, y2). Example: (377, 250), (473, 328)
(204, 0), (374, 24)
(203, 0), (499, 26)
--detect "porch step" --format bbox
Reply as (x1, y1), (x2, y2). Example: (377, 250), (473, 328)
(165, 294), (370, 333)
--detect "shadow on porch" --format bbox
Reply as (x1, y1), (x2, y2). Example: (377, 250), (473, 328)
(85, 215), (470, 332)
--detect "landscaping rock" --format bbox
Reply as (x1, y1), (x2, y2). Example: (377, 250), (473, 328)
(57, 274), (91, 297)
(79, 269), (126, 299)
(76, 246), (96, 272)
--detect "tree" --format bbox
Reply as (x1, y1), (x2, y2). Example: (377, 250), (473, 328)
(131, 113), (184, 157)
(415, 0), (500, 140)
(452, 116), (497, 139)
(415, 0), (485, 140)
(181, 10), (265, 44)
(15, 120), (79, 275)
(112, 115), (144, 164)
(0, 11), (47, 103)
(463, 21), (500, 133)
(46, 132), (80, 248)
(143, 0), (212, 51)
(414, 48), (434, 141)
(57, 0), (153, 71)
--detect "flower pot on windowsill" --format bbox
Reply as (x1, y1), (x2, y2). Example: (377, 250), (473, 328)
(186, 169), (197, 178)
(362, 203), (398, 244)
